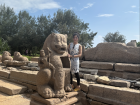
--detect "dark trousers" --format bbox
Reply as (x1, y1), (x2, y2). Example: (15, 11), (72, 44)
(70, 71), (80, 86)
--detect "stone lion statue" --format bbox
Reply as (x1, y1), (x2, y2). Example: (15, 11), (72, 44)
(36, 33), (72, 99)
(2, 51), (13, 63)
(13, 51), (29, 61)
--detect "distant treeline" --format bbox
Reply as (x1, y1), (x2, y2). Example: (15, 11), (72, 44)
(0, 4), (97, 55)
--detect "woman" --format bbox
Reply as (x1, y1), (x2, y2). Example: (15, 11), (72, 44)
(68, 32), (82, 91)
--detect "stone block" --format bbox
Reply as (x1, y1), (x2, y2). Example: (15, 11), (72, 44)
(115, 63), (140, 73)
(79, 68), (98, 75)
(0, 79), (27, 95)
(28, 62), (38, 67)
(81, 61), (114, 70)
(110, 80), (130, 88)
(96, 76), (110, 85)
(0, 70), (10, 78)
(80, 82), (89, 93)
(30, 57), (39, 62)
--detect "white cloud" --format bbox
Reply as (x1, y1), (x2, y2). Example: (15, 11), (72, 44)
(97, 14), (114, 17)
(0, 0), (61, 12)
(125, 11), (138, 13)
(81, 3), (93, 10)
(131, 5), (136, 8)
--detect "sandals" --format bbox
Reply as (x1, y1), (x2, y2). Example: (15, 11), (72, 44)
(73, 87), (81, 92)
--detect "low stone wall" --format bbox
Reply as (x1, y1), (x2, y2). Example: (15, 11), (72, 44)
(73, 79), (140, 105)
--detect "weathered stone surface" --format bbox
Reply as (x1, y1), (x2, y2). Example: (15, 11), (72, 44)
(79, 45), (85, 60)
(80, 97), (90, 105)
(81, 61), (114, 70)
(84, 47), (96, 61)
(10, 70), (38, 85)
(0, 79), (27, 95)
(3, 60), (30, 67)
(85, 42), (140, 64)
(88, 84), (140, 105)
(110, 80), (130, 88)
(31, 67), (39, 71)
(90, 75), (99, 81)
(89, 100), (108, 105)
(83, 74), (91, 80)
(20, 66), (39, 71)
(135, 82), (140, 87)
(79, 91), (87, 97)
(98, 70), (140, 80)
(0, 94), (30, 105)
(0, 70), (10, 78)
(20, 66), (31, 70)
(79, 68), (98, 75)
(115, 63), (140, 73)
(31, 92), (79, 105)
(80, 82), (89, 93)
(97, 76), (110, 85)
(30, 57), (39, 62)
(83, 74), (99, 81)
(28, 62), (38, 67)
(96, 76), (110, 85)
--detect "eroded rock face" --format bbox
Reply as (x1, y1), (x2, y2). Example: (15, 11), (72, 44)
(37, 33), (72, 99)
(13, 51), (28, 61)
(84, 42), (140, 64)
(2, 51), (13, 63)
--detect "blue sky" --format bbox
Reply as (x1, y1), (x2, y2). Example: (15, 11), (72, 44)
(1, 0), (139, 47)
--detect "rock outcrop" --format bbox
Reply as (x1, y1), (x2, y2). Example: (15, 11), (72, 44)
(84, 42), (140, 64)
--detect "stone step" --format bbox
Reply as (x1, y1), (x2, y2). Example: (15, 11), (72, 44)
(0, 94), (30, 105)
(0, 70), (10, 78)
(0, 79), (27, 95)
(56, 97), (79, 105)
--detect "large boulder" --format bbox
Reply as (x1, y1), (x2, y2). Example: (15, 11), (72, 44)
(79, 45), (85, 60)
(84, 42), (140, 64)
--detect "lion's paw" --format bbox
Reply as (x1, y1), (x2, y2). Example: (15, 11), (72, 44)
(38, 85), (55, 98)
(65, 84), (73, 92)
(55, 89), (66, 98)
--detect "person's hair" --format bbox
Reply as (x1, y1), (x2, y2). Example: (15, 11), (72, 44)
(73, 32), (80, 39)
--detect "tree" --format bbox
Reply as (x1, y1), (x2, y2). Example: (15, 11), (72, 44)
(137, 42), (140, 47)
(0, 4), (17, 39)
(103, 31), (126, 43)
(52, 9), (97, 48)
(0, 37), (10, 53)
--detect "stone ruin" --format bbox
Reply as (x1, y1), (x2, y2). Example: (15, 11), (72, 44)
(127, 40), (137, 47)
(0, 33), (140, 105)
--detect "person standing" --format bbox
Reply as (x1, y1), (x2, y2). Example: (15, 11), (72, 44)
(68, 32), (82, 91)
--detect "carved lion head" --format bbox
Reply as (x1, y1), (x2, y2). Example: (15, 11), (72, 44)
(51, 33), (67, 54)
